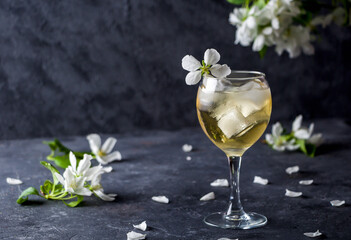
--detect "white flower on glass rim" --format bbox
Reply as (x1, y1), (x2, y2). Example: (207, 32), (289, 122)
(265, 122), (299, 151)
(292, 115), (323, 146)
(90, 172), (117, 201)
(55, 168), (92, 196)
(181, 48), (231, 85)
(87, 134), (122, 165)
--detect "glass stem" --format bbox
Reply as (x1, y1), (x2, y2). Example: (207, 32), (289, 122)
(225, 156), (245, 220)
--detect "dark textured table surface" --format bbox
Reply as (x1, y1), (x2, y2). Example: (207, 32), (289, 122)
(1, 119), (351, 240)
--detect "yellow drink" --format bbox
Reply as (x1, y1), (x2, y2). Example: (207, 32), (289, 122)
(197, 78), (272, 156)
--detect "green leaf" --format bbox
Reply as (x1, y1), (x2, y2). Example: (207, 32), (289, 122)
(40, 180), (53, 195)
(63, 195), (84, 207)
(17, 187), (40, 204)
(227, 0), (246, 5)
(259, 45), (267, 59)
(40, 161), (60, 185)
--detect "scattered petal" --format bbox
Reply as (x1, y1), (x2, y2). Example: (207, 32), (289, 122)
(127, 231), (146, 240)
(182, 144), (193, 152)
(103, 166), (113, 173)
(133, 221), (147, 231)
(253, 176), (269, 185)
(210, 179), (229, 187)
(285, 189), (302, 198)
(200, 192), (215, 201)
(303, 230), (322, 238)
(286, 166), (299, 175)
(152, 196), (169, 204)
(299, 180), (313, 185)
(330, 200), (345, 207)
(186, 156), (192, 161)
(6, 177), (23, 185)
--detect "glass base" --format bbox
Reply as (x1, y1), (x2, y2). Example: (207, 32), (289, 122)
(204, 212), (267, 229)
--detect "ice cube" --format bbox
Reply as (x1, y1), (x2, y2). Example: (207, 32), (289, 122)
(237, 88), (271, 117)
(217, 108), (250, 138)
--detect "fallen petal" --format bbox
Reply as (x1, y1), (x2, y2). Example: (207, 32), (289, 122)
(186, 156), (192, 161)
(103, 166), (113, 173)
(286, 166), (299, 175)
(200, 192), (215, 201)
(299, 180), (313, 185)
(303, 230), (322, 238)
(211, 179), (229, 187)
(6, 177), (23, 185)
(152, 196), (169, 204)
(330, 200), (345, 207)
(182, 144), (193, 152)
(133, 221), (147, 231)
(285, 189), (302, 198)
(127, 231), (146, 240)
(253, 176), (269, 185)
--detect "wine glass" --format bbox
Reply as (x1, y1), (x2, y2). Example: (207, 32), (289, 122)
(196, 71), (272, 229)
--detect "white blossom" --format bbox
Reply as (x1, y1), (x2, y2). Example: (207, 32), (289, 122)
(181, 49), (231, 85)
(265, 122), (299, 151)
(292, 115), (323, 146)
(55, 168), (92, 196)
(87, 134), (122, 165)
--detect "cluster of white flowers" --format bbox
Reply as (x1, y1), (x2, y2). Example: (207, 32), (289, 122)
(265, 115), (322, 154)
(55, 151), (117, 201)
(229, 0), (347, 58)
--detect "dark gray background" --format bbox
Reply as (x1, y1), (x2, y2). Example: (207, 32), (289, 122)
(0, 0), (350, 139)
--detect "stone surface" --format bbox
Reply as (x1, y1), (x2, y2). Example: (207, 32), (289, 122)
(1, 119), (351, 239)
(0, 0), (350, 139)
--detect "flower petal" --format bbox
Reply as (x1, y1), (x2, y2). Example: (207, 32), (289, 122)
(69, 152), (77, 172)
(252, 34), (265, 52)
(54, 173), (65, 185)
(292, 115), (302, 132)
(285, 189), (302, 197)
(330, 200), (345, 207)
(94, 189), (116, 201)
(127, 231), (146, 240)
(182, 144), (193, 152)
(95, 155), (108, 165)
(308, 133), (323, 146)
(152, 196), (169, 204)
(286, 165), (299, 175)
(101, 137), (117, 154)
(265, 134), (274, 145)
(299, 180), (313, 185)
(6, 177), (23, 185)
(272, 122), (283, 137)
(181, 55), (201, 71)
(210, 179), (229, 187)
(204, 48), (220, 65)
(304, 230), (322, 238)
(85, 165), (103, 181)
(294, 129), (310, 139)
(210, 64), (231, 78)
(77, 154), (92, 175)
(101, 151), (122, 164)
(200, 192), (215, 201)
(253, 176), (269, 185)
(74, 187), (93, 196)
(185, 70), (202, 85)
(86, 134), (101, 154)
(133, 221), (147, 231)
(273, 145), (285, 152)
(103, 166), (113, 173)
